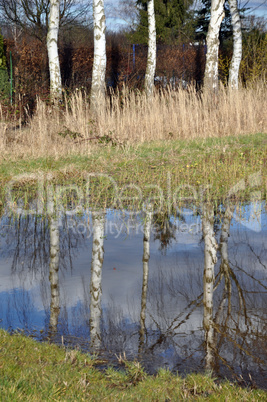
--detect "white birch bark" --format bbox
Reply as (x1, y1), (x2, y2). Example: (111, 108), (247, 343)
(91, 0), (106, 110)
(204, 0), (225, 92)
(214, 206), (232, 334)
(219, 204), (234, 306)
(202, 203), (217, 369)
(139, 205), (153, 350)
(228, 0), (242, 89)
(49, 215), (60, 333)
(220, 206), (232, 270)
(90, 212), (105, 350)
(47, 0), (62, 99)
(145, 0), (156, 98)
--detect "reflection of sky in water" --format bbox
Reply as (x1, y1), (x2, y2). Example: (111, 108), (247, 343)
(0, 204), (266, 311)
(0, 289), (46, 331)
(231, 201), (265, 233)
(0, 203), (266, 386)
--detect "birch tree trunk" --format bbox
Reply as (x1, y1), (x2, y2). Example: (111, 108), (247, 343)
(145, 0), (156, 98)
(49, 215), (60, 334)
(228, 0), (242, 89)
(90, 212), (105, 350)
(204, 0), (225, 92)
(202, 203), (217, 369)
(47, 0), (62, 100)
(91, 0), (106, 111)
(139, 205), (153, 351)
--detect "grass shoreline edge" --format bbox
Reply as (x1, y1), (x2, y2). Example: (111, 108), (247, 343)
(0, 133), (266, 214)
(0, 329), (266, 400)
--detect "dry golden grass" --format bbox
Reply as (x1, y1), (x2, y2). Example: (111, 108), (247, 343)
(0, 82), (266, 159)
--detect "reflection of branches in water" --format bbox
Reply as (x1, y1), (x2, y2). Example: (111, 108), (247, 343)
(6, 214), (49, 277)
(152, 212), (179, 254)
(153, 208), (200, 254)
(228, 232), (267, 292)
(213, 322), (265, 363)
(3, 286), (36, 331)
(165, 267), (225, 336)
(102, 305), (140, 354)
(138, 264), (204, 355)
(141, 256), (223, 352)
(247, 243), (267, 271)
(0, 211), (90, 339)
(134, 202), (267, 381)
(229, 261), (267, 291)
(0, 213), (87, 280)
(1, 204), (266, 384)
(204, 203), (267, 379)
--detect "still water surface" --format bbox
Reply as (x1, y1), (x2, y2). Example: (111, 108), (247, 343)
(0, 203), (266, 388)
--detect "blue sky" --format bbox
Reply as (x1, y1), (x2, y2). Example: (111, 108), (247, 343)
(105, 0), (267, 31)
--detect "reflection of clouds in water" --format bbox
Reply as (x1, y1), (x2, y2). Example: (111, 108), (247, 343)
(0, 206), (266, 386)
(0, 206), (266, 310)
(0, 288), (44, 330)
(0, 259), (44, 294)
(231, 202), (266, 233)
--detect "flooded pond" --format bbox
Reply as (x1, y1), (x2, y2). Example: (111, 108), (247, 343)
(0, 201), (266, 389)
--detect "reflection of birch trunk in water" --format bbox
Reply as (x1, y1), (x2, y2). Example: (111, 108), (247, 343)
(90, 212), (105, 351)
(220, 206), (233, 303)
(220, 205), (247, 319)
(49, 215), (60, 334)
(139, 206), (153, 351)
(202, 203), (217, 369)
(212, 206), (233, 366)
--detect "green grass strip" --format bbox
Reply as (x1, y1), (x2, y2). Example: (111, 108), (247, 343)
(0, 329), (266, 400)
(0, 133), (266, 215)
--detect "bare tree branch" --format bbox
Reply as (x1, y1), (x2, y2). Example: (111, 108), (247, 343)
(0, 0), (92, 42)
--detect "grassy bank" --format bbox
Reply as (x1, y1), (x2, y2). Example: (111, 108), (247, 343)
(0, 330), (266, 401)
(0, 83), (266, 211)
(0, 133), (266, 215)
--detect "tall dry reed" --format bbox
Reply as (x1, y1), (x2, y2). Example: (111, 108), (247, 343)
(0, 82), (266, 159)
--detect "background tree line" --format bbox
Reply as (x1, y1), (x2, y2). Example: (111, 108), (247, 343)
(0, 0), (266, 112)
